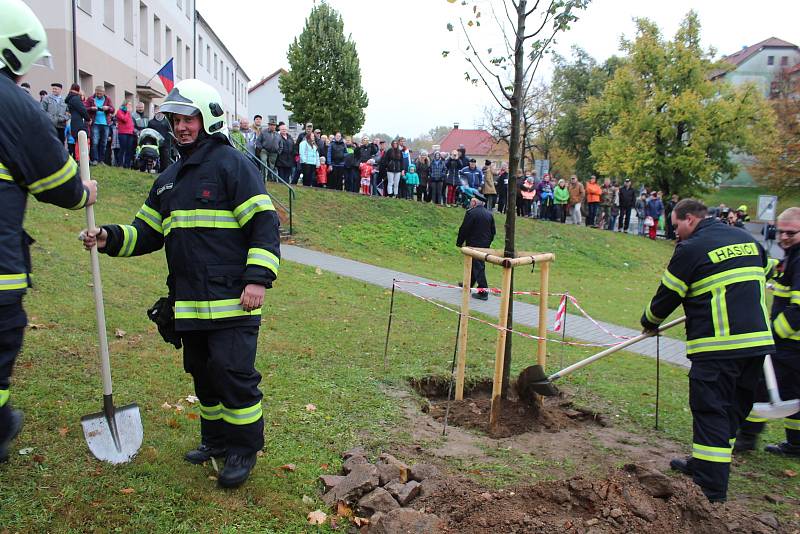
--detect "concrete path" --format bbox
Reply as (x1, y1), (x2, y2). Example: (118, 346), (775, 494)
(282, 245), (690, 369)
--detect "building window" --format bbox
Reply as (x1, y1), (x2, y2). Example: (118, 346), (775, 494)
(781, 56), (789, 66)
(206, 45), (211, 73)
(176, 37), (183, 77)
(103, 0), (113, 29)
(139, 3), (148, 54)
(213, 52), (218, 79)
(767, 55), (775, 65)
(123, 0), (133, 43)
(186, 45), (191, 78)
(165, 26), (173, 62)
(153, 16), (161, 61)
(79, 70), (93, 95)
(78, 0), (92, 15)
(176, 0), (182, 10)
(225, 66), (230, 91)
(185, 0), (192, 19)
(198, 37), (203, 66)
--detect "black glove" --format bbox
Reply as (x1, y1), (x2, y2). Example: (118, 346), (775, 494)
(147, 297), (182, 349)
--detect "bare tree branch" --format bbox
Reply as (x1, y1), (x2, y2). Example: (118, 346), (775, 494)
(490, 1), (515, 57)
(501, 0), (518, 35)
(523, 0), (556, 40)
(460, 18), (514, 102)
(466, 57), (512, 111)
(524, 0), (542, 18)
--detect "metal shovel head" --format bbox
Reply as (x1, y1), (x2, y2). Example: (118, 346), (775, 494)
(750, 399), (800, 420)
(517, 365), (559, 399)
(81, 403), (143, 464)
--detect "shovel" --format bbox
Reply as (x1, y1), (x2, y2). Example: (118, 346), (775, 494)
(77, 131), (143, 464)
(750, 354), (800, 419)
(518, 316), (686, 398)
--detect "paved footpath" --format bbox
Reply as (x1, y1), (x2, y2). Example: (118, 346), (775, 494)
(282, 245), (690, 369)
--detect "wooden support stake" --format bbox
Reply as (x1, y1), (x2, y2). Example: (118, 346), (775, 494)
(537, 261), (550, 367)
(455, 255), (472, 401)
(489, 265), (514, 432)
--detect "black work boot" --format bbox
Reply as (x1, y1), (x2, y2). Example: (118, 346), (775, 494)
(472, 290), (489, 301)
(733, 432), (758, 453)
(184, 442), (227, 465)
(217, 453), (257, 488)
(669, 456), (694, 476)
(0, 409), (24, 463)
(764, 441), (800, 458)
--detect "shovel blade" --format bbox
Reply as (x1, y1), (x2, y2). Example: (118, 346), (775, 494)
(81, 403), (143, 464)
(750, 399), (800, 420)
(517, 365), (559, 399)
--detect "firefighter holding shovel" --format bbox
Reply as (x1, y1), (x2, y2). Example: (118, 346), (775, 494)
(82, 79), (280, 488)
(641, 199), (774, 503)
(0, 0), (98, 463)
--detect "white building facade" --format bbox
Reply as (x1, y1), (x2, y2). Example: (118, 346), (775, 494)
(247, 68), (301, 138)
(21, 0), (247, 122)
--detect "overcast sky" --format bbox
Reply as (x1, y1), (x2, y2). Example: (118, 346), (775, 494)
(196, 0), (800, 137)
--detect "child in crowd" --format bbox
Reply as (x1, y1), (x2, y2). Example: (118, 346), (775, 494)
(404, 164), (420, 200)
(316, 156), (329, 188)
(359, 159), (374, 195)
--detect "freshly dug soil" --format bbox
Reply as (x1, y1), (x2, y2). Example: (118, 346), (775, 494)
(409, 376), (606, 438)
(414, 465), (791, 534)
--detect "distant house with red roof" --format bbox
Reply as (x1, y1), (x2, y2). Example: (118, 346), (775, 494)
(712, 37), (800, 98)
(435, 125), (508, 163)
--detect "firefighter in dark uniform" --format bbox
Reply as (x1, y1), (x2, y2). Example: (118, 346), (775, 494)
(0, 0), (98, 462)
(82, 79), (280, 488)
(735, 206), (800, 457)
(641, 199), (774, 502)
(456, 193), (496, 301)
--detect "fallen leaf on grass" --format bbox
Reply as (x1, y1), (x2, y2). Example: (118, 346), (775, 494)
(161, 402), (172, 410)
(33, 454), (45, 464)
(336, 501), (353, 518)
(305, 404), (317, 412)
(208, 475), (217, 481)
(315, 267), (323, 275)
(784, 469), (797, 478)
(58, 427), (69, 437)
(256, 450), (264, 457)
(120, 488), (135, 495)
(167, 418), (179, 429)
(185, 395), (198, 404)
(186, 413), (199, 420)
(307, 510), (327, 525)
(18, 447), (33, 455)
(320, 463), (329, 470)
(114, 329), (126, 338)
(353, 517), (370, 527)
(27, 323), (48, 330)
(279, 463), (296, 472)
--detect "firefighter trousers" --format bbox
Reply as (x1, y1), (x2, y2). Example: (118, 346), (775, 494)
(182, 326), (264, 455)
(739, 348), (800, 445)
(688, 356), (763, 500)
(0, 302), (26, 442)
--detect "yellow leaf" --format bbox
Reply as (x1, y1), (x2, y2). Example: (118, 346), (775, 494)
(120, 488), (135, 495)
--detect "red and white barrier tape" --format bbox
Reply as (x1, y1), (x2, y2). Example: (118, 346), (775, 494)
(393, 279), (634, 341)
(402, 289), (622, 348)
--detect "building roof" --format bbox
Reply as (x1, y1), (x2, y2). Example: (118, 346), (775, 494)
(721, 37), (798, 68)
(438, 129), (496, 156)
(196, 11), (251, 82)
(248, 68), (288, 94)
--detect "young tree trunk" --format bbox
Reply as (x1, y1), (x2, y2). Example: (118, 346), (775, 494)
(501, 0), (529, 398)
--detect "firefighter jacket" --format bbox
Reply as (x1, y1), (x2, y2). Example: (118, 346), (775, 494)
(641, 217), (774, 360)
(99, 135), (281, 331)
(770, 243), (800, 349)
(0, 73), (89, 306)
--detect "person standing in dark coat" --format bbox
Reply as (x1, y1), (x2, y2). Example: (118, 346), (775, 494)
(275, 124), (295, 184)
(456, 194), (496, 300)
(65, 83), (88, 157)
(617, 178), (636, 233)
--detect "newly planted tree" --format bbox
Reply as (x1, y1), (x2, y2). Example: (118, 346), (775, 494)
(445, 0), (590, 396)
(280, 1), (369, 134)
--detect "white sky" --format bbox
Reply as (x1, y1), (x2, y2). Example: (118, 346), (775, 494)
(196, 0), (800, 137)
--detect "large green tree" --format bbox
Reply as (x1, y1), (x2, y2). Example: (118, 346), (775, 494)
(582, 12), (775, 196)
(279, 2), (368, 134)
(551, 48), (620, 178)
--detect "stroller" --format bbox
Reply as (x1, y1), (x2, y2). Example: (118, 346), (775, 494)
(134, 128), (164, 174)
(456, 180), (482, 209)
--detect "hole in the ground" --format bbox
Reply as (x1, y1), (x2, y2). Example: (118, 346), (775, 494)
(408, 375), (607, 438)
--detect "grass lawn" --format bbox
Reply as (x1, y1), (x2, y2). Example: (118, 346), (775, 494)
(1, 167), (795, 532)
(278, 184), (684, 334)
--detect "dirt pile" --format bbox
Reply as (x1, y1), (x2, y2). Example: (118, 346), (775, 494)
(414, 463), (790, 534)
(410, 376), (606, 438)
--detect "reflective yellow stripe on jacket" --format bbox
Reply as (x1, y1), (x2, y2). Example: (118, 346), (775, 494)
(0, 273), (28, 291)
(0, 388), (9, 408)
(247, 248), (279, 276)
(162, 209), (239, 236)
(136, 204), (163, 234)
(27, 157), (78, 195)
(0, 163), (12, 182)
(686, 331), (774, 355)
(773, 313), (800, 340)
(174, 298), (261, 320)
(233, 194), (275, 226)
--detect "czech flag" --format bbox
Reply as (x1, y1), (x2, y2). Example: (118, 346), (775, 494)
(156, 58), (174, 93)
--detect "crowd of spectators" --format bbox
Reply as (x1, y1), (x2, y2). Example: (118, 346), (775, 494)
(21, 82), (757, 243)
